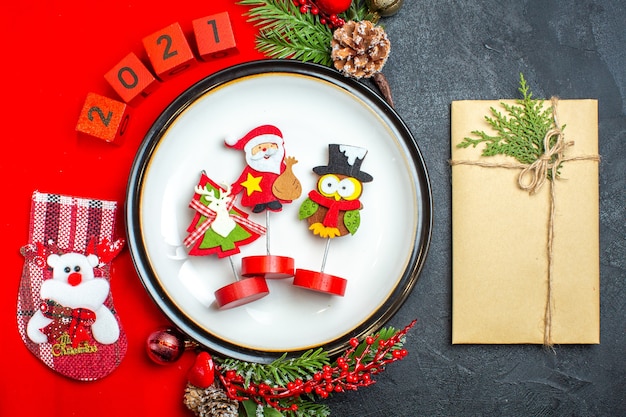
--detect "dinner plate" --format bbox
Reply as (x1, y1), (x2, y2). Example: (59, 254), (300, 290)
(126, 59), (432, 363)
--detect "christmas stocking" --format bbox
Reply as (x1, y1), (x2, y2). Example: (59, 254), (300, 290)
(17, 191), (127, 381)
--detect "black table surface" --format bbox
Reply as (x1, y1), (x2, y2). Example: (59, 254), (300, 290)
(327, 1), (625, 416)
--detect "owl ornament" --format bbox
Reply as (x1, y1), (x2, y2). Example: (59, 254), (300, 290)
(293, 144), (373, 296)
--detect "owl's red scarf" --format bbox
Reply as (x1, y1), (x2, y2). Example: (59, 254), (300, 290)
(308, 190), (361, 228)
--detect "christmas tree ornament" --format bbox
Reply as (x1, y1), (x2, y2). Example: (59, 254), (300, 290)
(146, 327), (193, 365)
(17, 191), (127, 381)
(294, 144), (373, 295)
(184, 173), (270, 309)
(225, 125), (302, 280)
(366, 0), (404, 16)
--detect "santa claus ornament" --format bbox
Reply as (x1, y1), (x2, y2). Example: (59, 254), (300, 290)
(184, 173), (270, 309)
(294, 144), (373, 295)
(17, 191), (127, 381)
(225, 125), (302, 280)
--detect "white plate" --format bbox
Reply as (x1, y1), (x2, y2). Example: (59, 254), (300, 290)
(126, 60), (432, 362)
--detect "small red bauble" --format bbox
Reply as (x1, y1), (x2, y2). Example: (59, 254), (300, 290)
(314, 0), (352, 15)
(187, 351), (215, 388)
(146, 327), (186, 365)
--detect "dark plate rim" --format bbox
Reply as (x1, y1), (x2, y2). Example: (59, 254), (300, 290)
(125, 59), (433, 363)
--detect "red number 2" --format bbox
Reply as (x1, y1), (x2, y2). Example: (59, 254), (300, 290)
(157, 34), (178, 60)
(88, 106), (113, 127)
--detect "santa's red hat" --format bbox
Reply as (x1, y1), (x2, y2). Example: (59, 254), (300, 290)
(225, 125), (283, 152)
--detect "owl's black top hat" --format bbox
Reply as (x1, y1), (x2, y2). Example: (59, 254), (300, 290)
(313, 144), (373, 182)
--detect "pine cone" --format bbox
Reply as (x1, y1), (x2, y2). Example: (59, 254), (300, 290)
(331, 20), (391, 79)
(184, 382), (239, 417)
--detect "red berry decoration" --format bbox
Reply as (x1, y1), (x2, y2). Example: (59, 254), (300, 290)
(187, 351), (215, 389)
(215, 320), (417, 413)
(294, 0), (348, 28)
(314, 0), (352, 15)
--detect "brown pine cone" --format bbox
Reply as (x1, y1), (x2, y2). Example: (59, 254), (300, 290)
(183, 382), (239, 417)
(331, 20), (391, 79)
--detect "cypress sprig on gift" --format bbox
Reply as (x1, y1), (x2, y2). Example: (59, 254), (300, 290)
(458, 73), (565, 169)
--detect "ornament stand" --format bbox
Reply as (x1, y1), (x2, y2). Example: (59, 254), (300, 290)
(241, 210), (295, 279)
(214, 256), (270, 309)
(293, 237), (347, 296)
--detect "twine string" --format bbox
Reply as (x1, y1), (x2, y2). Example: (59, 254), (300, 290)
(544, 178), (556, 346)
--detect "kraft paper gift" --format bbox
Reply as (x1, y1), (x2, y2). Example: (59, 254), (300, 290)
(450, 99), (600, 345)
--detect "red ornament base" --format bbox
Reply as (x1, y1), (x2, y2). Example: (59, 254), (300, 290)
(292, 269), (347, 296)
(241, 255), (295, 279)
(214, 277), (270, 309)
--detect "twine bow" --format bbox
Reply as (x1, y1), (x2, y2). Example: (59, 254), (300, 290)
(518, 133), (569, 194)
(450, 97), (599, 346)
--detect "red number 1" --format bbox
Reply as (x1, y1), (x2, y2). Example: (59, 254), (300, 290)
(193, 12), (237, 61)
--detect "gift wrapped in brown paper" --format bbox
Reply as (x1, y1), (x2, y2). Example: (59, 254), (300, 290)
(450, 96), (600, 345)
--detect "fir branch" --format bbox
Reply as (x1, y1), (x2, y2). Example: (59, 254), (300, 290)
(256, 28), (334, 65)
(238, 0), (334, 65)
(290, 399), (331, 417)
(349, 325), (405, 364)
(458, 73), (564, 167)
(344, 0), (377, 22)
(215, 321), (416, 414)
(242, 398), (332, 417)
(241, 0), (319, 34)
(217, 347), (330, 388)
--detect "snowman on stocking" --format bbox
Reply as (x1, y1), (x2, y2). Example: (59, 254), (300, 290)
(27, 251), (120, 348)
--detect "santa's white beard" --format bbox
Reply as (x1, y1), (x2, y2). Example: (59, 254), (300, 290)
(245, 147), (284, 174)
